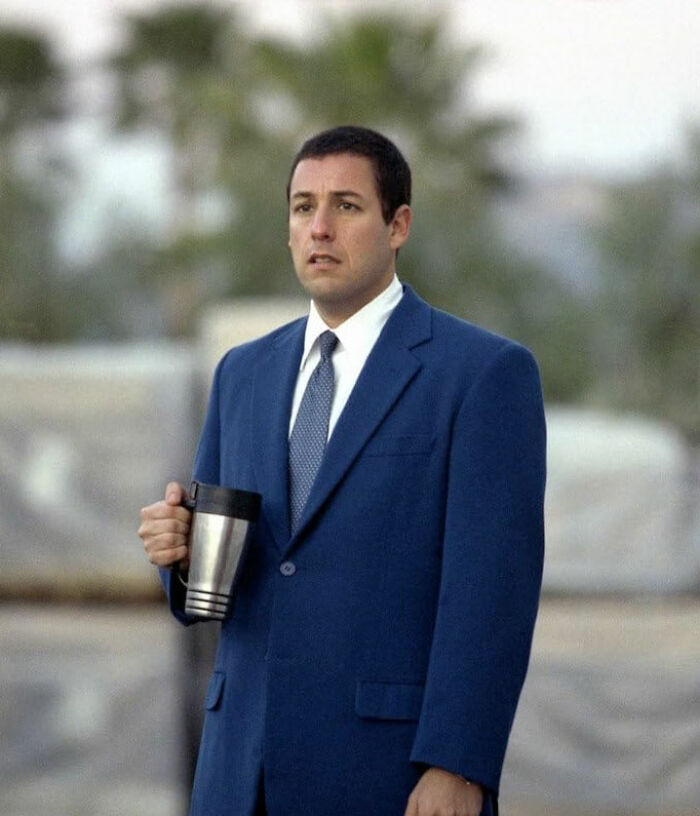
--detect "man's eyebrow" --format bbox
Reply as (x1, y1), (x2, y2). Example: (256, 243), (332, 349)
(331, 190), (364, 199)
(290, 190), (365, 200)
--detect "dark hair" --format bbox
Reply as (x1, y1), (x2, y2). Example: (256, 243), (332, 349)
(287, 125), (411, 224)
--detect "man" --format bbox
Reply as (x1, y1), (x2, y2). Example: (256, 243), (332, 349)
(139, 126), (546, 816)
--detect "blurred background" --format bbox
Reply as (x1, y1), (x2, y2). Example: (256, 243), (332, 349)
(0, 1), (698, 814)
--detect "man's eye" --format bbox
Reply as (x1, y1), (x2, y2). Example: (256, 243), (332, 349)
(339, 201), (357, 211)
(294, 203), (312, 213)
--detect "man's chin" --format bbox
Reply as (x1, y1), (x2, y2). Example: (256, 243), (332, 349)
(298, 276), (347, 304)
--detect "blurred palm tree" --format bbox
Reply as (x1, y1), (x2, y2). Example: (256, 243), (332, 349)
(239, 13), (522, 305)
(593, 138), (700, 447)
(0, 28), (63, 139)
(0, 27), (71, 341)
(249, 14), (595, 399)
(109, 8), (551, 324)
(109, 4), (270, 332)
(111, 4), (256, 233)
(106, 5), (589, 399)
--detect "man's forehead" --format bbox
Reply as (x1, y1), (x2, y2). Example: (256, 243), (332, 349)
(290, 153), (377, 196)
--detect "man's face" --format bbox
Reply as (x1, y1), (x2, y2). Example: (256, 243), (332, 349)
(288, 153), (411, 327)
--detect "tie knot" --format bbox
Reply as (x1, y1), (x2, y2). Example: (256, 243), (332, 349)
(318, 330), (338, 361)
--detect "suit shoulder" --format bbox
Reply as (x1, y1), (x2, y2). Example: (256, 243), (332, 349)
(425, 309), (543, 419)
(429, 306), (537, 366)
(215, 316), (305, 376)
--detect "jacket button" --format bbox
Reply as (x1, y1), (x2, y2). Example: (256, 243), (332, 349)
(279, 561), (296, 576)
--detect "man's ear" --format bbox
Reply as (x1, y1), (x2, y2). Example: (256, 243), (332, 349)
(389, 204), (412, 251)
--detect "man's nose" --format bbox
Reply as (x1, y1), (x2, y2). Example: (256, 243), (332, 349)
(311, 205), (334, 240)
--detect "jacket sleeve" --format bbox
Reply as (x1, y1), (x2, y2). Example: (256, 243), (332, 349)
(159, 353), (227, 625)
(409, 342), (546, 794)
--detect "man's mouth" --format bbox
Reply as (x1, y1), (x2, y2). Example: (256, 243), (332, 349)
(308, 252), (340, 265)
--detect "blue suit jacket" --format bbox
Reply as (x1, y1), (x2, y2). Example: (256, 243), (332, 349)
(163, 285), (546, 816)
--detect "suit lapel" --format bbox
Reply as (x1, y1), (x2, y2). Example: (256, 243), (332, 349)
(251, 318), (305, 553)
(286, 286), (432, 551)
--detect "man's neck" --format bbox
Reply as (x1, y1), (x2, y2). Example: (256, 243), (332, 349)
(314, 276), (397, 329)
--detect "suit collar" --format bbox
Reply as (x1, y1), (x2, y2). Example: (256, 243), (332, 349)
(300, 273), (403, 371)
(250, 286), (433, 555)
(251, 318), (305, 552)
(285, 285), (432, 551)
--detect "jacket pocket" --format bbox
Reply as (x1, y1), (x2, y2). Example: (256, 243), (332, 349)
(363, 434), (435, 457)
(204, 671), (225, 710)
(355, 680), (424, 721)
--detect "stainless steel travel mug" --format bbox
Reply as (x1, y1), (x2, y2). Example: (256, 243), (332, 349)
(179, 481), (261, 620)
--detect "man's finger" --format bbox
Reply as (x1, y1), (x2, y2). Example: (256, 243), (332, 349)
(147, 544), (189, 567)
(140, 500), (191, 524)
(138, 517), (190, 538)
(403, 790), (418, 816)
(165, 481), (187, 505)
(142, 530), (188, 553)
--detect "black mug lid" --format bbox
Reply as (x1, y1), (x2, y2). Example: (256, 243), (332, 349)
(188, 481), (261, 522)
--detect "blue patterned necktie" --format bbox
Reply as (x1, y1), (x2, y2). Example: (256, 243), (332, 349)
(288, 330), (338, 534)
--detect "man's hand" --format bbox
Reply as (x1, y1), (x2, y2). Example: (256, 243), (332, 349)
(404, 767), (483, 816)
(138, 481), (192, 569)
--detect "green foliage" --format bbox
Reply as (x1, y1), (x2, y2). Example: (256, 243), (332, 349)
(0, 6), (593, 404)
(593, 163), (700, 442)
(0, 27), (63, 137)
(107, 5), (536, 340)
(6, 4), (695, 437)
(0, 26), (72, 342)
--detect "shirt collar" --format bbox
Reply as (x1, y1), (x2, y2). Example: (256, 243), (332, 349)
(299, 275), (403, 370)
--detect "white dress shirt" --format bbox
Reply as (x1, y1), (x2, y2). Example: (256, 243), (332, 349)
(289, 275), (404, 440)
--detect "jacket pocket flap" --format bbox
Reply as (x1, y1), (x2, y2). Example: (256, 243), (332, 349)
(364, 434), (434, 457)
(355, 681), (424, 721)
(205, 671), (225, 710)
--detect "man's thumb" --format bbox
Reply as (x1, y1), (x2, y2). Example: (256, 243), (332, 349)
(165, 481), (185, 505)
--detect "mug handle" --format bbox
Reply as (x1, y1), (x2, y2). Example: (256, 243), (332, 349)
(175, 483), (197, 587)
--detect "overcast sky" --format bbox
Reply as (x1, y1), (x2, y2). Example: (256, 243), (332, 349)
(2, 0), (699, 175)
